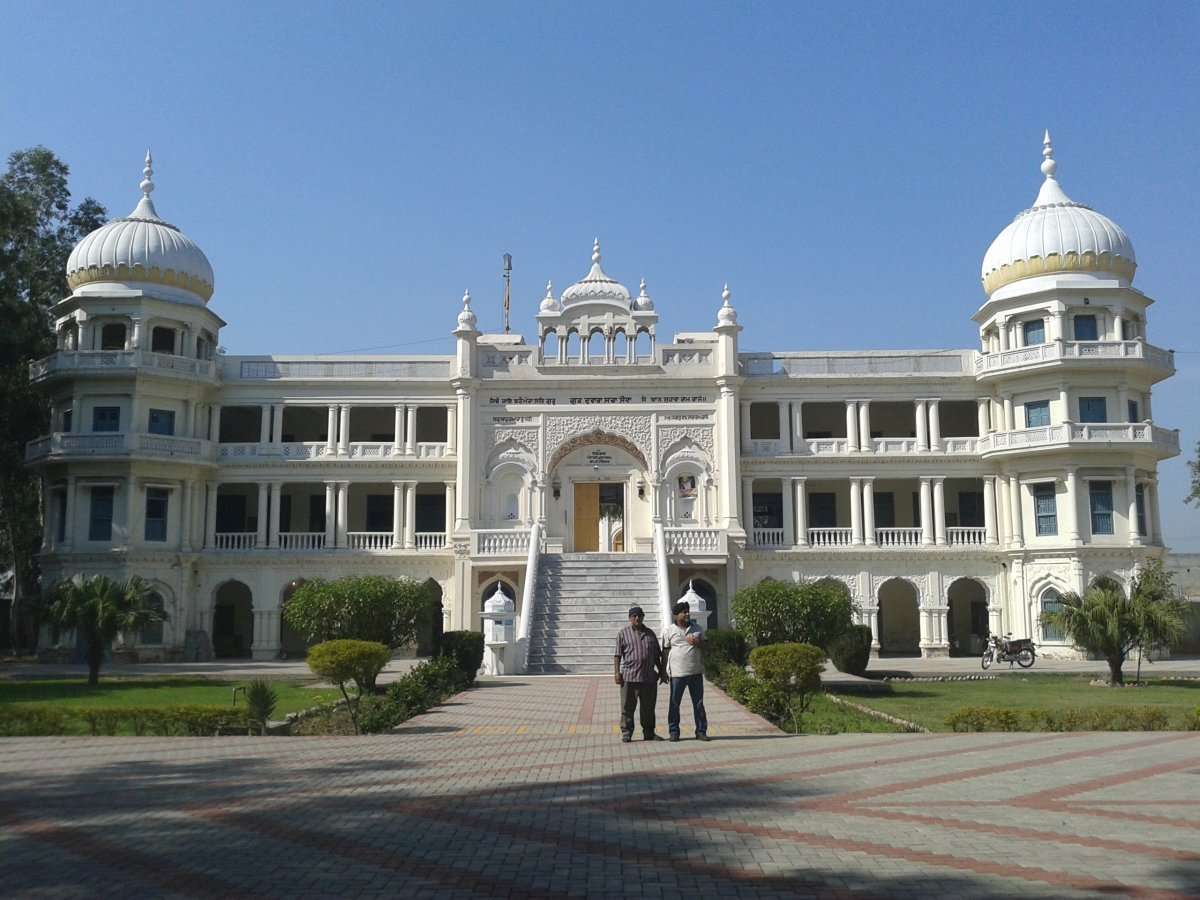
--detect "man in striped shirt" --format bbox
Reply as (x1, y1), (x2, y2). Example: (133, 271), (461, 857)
(613, 606), (665, 742)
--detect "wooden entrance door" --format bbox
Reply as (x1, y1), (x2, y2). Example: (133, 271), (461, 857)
(573, 483), (600, 552)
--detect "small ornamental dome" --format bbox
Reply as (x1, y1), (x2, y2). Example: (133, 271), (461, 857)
(539, 280), (559, 313)
(560, 239), (631, 306)
(716, 283), (737, 326)
(456, 289), (478, 331)
(633, 278), (654, 311)
(66, 152), (215, 304)
(981, 132), (1136, 296)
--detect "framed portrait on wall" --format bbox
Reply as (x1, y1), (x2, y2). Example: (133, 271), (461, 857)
(677, 474), (697, 498)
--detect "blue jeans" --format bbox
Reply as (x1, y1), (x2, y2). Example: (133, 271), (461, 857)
(668, 674), (708, 737)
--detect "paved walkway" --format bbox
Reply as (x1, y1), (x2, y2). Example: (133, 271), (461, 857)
(1, 677), (1198, 898)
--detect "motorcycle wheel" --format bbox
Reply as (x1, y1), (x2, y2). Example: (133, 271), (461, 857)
(981, 650), (993, 670)
(1016, 648), (1035, 668)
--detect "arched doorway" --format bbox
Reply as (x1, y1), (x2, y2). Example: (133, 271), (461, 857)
(877, 578), (920, 655)
(417, 578), (443, 657)
(946, 578), (989, 657)
(279, 578), (313, 659)
(212, 581), (253, 659)
(548, 431), (650, 554)
(479, 579), (516, 610)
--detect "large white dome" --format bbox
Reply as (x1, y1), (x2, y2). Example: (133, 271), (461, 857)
(66, 153), (214, 304)
(560, 239), (631, 306)
(981, 133), (1136, 296)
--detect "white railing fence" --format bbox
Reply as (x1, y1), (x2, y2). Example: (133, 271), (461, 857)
(347, 532), (392, 551)
(947, 526), (987, 547)
(213, 532), (256, 550)
(279, 532), (326, 551)
(415, 532), (446, 550)
(664, 527), (724, 554)
(752, 527), (785, 547)
(475, 529), (530, 555)
(875, 527), (922, 548)
(808, 527), (852, 548)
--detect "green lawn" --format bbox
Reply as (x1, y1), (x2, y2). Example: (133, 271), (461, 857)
(799, 693), (905, 734)
(0, 678), (339, 716)
(845, 675), (1200, 731)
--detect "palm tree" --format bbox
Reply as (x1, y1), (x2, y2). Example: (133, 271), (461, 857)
(1041, 564), (1186, 685)
(49, 575), (166, 685)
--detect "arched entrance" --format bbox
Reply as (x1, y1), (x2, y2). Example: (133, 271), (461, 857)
(877, 578), (920, 655)
(279, 578), (314, 659)
(946, 578), (989, 657)
(548, 431), (649, 554)
(212, 581), (253, 659)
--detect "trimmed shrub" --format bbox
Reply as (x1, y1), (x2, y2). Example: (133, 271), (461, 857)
(0, 706), (71, 736)
(282, 576), (433, 647)
(702, 629), (749, 677)
(307, 640), (392, 694)
(747, 643), (825, 730)
(244, 680), (278, 735)
(946, 707), (1022, 732)
(439, 631), (484, 681)
(732, 580), (855, 650)
(358, 655), (472, 734)
(947, 705), (1173, 733)
(828, 625), (873, 676)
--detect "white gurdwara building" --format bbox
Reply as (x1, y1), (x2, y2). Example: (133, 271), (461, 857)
(28, 137), (1179, 669)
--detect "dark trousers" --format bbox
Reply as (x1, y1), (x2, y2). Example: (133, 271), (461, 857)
(620, 681), (658, 738)
(668, 674), (708, 737)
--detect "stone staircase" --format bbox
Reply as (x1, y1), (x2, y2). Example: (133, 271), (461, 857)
(525, 553), (663, 674)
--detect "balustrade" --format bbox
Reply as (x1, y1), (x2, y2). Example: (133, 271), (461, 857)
(27, 432), (208, 462)
(346, 531), (392, 551)
(29, 349), (218, 383)
(751, 527), (785, 547)
(974, 340), (1174, 375)
(415, 532), (446, 550)
(947, 526), (987, 547)
(875, 527), (922, 548)
(475, 529), (530, 555)
(279, 532), (325, 551)
(808, 527), (852, 548)
(213, 532), (256, 550)
(664, 527), (724, 554)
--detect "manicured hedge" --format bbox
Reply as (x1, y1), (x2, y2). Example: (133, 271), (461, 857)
(438, 631), (484, 681)
(702, 629), (749, 678)
(356, 655), (472, 734)
(0, 704), (254, 736)
(946, 705), (1175, 732)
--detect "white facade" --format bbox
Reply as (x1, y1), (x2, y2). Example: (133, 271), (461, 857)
(28, 138), (1179, 662)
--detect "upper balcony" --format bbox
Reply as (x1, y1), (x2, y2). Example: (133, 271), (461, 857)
(978, 422), (1180, 459)
(974, 340), (1175, 382)
(26, 432), (214, 465)
(30, 350), (219, 385)
(741, 350), (973, 380)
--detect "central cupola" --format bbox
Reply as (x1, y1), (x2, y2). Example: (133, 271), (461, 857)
(560, 239), (632, 307)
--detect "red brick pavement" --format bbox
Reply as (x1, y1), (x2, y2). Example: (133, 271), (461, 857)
(1, 675), (1197, 899)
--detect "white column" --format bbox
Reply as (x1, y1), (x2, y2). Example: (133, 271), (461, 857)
(1117, 386), (1130, 422)
(338, 405), (350, 454)
(845, 400), (859, 452)
(792, 401), (805, 451)
(1144, 391), (1153, 422)
(404, 482), (417, 548)
(127, 481), (144, 547)
(1064, 467), (1081, 544)
(446, 405), (457, 455)
(256, 483), (269, 547)
(983, 476), (998, 545)
(336, 482), (349, 546)
(850, 478), (863, 545)
(997, 476), (1011, 546)
(393, 405), (404, 452)
(259, 406), (271, 443)
(718, 385), (741, 531)
(326, 405), (338, 453)
(444, 482), (455, 541)
(915, 399), (929, 451)
(742, 477), (755, 536)
(781, 478), (795, 546)
(739, 401), (752, 454)
(932, 477), (946, 545)
(130, 317), (143, 350)
(1058, 386), (1070, 424)
(180, 479), (193, 552)
(269, 482), (282, 547)
(919, 477), (934, 546)
(392, 481), (404, 548)
(976, 398), (990, 436)
(271, 404), (283, 443)
(185, 401), (196, 440)
(928, 400), (941, 452)
(405, 406), (417, 455)
(63, 475), (77, 549)
(793, 477), (808, 546)
(1148, 479), (1163, 545)
(1008, 475), (1024, 547)
(1126, 466), (1141, 545)
(858, 401), (872, 453)
(918, 606), (931, 649)
(205, 482), (218, 548)
(1115, 314), (1126, 341)
(862, 478), (875, 546)
(776, 402), (789, 451)
(324, 482), (335, 548)
(1002, 395), (1014, 432)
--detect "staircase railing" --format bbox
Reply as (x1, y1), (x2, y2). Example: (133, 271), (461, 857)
(652, 522), (673, 627)
(515, 520), (543, 674)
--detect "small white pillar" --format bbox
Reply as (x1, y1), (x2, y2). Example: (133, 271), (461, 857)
(983, 476), (998, 545)
(928, 400), (942, 451)
(271, 404), (284, 443)
(1126, 466), (1141, 545)
(862, 477), (875, 546)
(180, 479), (193, 552)
(777, 402), (790, 451)
(849, 478), (863, 545)
(393, 405), (405, 452)
(845, 401), (859, 452)
(259, 406), (271, 443)
(405, 406), (417, 455)
(324, 482), (336, 548)
(742, 477), (755, 536)
(336, 481), (349, 546)
(792, 401), (805, 451)
(915, 399), (929, 451)
(1064, 467), (1081, 544)
(446, 405), (457, 455)
(793, 478), (808, 546)
(781, 478), (795, 546)
(932, 477), (946, 545)
(739, 401), (752, 454)
(205, 482), (219, 548)
(404, 481), (417, 548)
(326, 405), (338, 453)
(444, 482), (456, 540)
(976, 398), (990, 436)
(858, 401), (872, 453)
(1008, 475), (1024, 546)
(392, 481), (404, 548)
(269, 482), (283, 548)
(919, 477), (934, 546)
(338, 405), (350, 454)
(256, 483), (269, 547)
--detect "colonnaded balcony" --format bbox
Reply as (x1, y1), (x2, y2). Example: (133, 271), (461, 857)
(978, 422), (1180, 459)
(974, 340), (1175, 380)
(29, 348), (220, 385)
(744, 476), (996, 550)
(207, 481), (453, 551)
(215, 403), (455, 461)
(740, 398), (981, 457)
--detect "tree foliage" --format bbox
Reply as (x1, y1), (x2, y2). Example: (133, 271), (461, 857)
(745, 642), (825, 731)
(1, 147), (106, 652)
(306, 639), (392, 734)
(731, 578), (856, 650)
(1188, 440), (1200, 507)
(48, 574), (166, 685)
(1040, 562), (1188, 685)
(281, 575), (434, 648)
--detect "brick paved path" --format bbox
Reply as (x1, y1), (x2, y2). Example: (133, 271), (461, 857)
(1, 676), (1198, 898)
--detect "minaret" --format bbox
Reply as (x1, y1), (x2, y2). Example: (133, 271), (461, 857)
(713, 283), (744, 543)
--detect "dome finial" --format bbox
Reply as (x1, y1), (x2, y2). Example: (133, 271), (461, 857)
(456, 288), (477, 331)
(140, 149), (155, 196)
(717, 282), (738, 326)
(592, 237), (601, 265)
(1040, 129), (1057, 179)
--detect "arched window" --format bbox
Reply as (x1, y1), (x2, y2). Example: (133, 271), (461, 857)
(100, 323), (127, 350)
(566, 330), (581, 363)
(635, 329), (652, 360)
(151, 326), (176, 354)
(140, 592), (165, 645)
(587, 330), (605, 362)
(1040, 589), (1065, 642)
(613, 330), (628, 363)
(542, 330), (558, 362)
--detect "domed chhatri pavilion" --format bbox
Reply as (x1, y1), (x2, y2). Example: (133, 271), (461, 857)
(27, 136), (1179, 668)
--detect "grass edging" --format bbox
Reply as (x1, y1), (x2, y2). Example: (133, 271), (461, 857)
(823, 692), (929, 733)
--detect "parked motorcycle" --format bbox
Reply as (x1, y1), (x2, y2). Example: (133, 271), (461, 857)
(981, 633), (1036, 669)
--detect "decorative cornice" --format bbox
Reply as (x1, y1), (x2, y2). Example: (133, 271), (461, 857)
(982, 251), (1136, 296)
(68, 262), (214, 301)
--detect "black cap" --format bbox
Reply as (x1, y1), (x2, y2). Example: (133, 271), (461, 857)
(628, 606), (644, 618)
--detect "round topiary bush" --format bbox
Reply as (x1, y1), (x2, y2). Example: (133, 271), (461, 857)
(827, 624), (873, 676)
(282, 576), (432, 647)
(731, 579), (855, 650)
(438, 631), (484, 681)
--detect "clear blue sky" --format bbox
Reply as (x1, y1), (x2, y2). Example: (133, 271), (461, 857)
(4, 1), (1198, 548)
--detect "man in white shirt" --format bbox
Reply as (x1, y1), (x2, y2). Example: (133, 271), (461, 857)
(661, 600), (709, 742)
